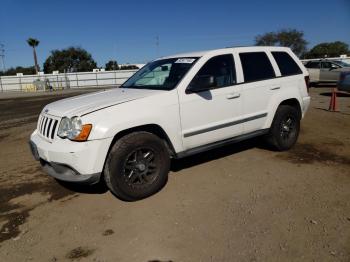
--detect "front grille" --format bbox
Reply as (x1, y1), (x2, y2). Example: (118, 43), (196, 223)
(38, 115), (59, 140)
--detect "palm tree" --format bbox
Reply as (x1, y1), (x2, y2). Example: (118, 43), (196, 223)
(26, 38), (40, 74)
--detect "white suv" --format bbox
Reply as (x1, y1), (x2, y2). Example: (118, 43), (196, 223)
(30, 46), (310, 201)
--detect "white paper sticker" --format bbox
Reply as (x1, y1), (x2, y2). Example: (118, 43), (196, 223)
(175, 58), (195, 64)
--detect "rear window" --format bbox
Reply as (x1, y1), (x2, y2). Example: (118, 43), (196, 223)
(239, 52), (275, 82)
(305, 61), (320, 69)
(272, 52), (302, 76)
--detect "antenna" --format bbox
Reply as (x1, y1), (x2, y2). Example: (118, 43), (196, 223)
(0, 43), (5, 72)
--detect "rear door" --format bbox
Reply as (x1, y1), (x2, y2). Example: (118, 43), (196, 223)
(320, 61), (341, 82)
(305, 61), (321, 82)
(238, 51), (278, 133)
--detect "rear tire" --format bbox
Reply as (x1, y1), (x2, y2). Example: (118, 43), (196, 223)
(104, 132), (170, 201)
(265, 105), (300, 151)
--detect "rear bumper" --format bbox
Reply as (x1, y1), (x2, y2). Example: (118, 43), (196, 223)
(302, 96), (311, 118)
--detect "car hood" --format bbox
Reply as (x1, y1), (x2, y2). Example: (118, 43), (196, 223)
(43, 88), (164, 117)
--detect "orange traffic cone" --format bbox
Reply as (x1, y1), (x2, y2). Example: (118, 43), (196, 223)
(328, 88), (339, 112)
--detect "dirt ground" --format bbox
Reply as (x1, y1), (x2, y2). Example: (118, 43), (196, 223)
(0, 87), (349, 262)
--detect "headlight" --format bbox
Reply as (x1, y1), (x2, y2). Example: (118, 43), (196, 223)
(58, 116), (92, 141)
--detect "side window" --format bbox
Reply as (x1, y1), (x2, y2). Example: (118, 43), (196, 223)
(332, 63), (341, 68)
(322, 62), (340, 69)
(190, 54), (236, 88)
(322, 62), (333, 69)
(239, 52), (275, 82)
(272, 51), (302, 76)
(305, 62), (320, 69)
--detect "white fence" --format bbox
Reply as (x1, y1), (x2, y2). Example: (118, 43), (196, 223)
(0, 70), (138, 92)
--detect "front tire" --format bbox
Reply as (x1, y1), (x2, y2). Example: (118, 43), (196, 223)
(265, 105), (300, 151)
(104, 132), (170, 201)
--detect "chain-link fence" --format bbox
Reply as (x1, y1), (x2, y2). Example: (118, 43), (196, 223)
(0, 70), (138, 92)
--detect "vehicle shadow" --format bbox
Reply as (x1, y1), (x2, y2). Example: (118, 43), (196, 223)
(320, 92), (350, 97)
(314, 107), (350, 116)
(56, 138), (268, 194)
(311, 83), (337, 88)
(56, 179), (109, 194)
(171, 137), (267, 172)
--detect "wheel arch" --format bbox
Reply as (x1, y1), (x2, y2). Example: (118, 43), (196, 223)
(108, 124), (176, 158)
(264, 97), (302, 129)
(278, 98), (302, 119)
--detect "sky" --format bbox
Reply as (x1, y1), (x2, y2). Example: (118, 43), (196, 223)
(0, 0), (349, 69)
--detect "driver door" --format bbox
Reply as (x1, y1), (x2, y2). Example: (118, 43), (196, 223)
(178, 54), (243, 150)
(320, 62), (341, 82)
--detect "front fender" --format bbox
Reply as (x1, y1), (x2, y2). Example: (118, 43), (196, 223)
(81, 91), (184, 153)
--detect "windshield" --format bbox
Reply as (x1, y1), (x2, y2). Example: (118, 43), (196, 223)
(121, 57), (199, 90)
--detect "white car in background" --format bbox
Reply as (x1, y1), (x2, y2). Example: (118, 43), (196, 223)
(30, 46), (310, 201)
(304, 59), (350, 85)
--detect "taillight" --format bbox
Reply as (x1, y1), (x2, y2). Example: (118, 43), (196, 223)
(304, 75), (310, 93)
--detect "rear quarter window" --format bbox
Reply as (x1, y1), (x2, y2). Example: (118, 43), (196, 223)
(239, 52), (275, 82)
(272, 52), (302, 76)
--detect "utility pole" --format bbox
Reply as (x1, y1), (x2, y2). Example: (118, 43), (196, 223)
(155, 35), (159, 57)
(113, 42), (118, 61)
(0, 43), (5, 72)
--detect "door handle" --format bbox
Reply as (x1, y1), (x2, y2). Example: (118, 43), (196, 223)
(226, 93), (240, 99)
(270, 86), (280, 90)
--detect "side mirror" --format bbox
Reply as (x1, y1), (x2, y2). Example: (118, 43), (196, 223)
(188, 75), (216, 93)
(330, 65), (339, 71)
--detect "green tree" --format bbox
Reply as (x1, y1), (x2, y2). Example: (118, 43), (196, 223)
(43, 47), (97, 73)
(255, 29), (308, 57)
(105, 60), (119, 70)
(0, 66), (36, 76)
(255, 32), (277, 46)
(120, 65), (139, 70)
(26, 38), (40, 74)
(304, 41), (350, 58)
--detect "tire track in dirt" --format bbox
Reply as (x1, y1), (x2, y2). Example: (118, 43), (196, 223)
(0, 92), (90, 243)
(0, 176), (77, 243)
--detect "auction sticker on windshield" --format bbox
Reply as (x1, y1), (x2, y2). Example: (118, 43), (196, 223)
(175, 58), (195, 64)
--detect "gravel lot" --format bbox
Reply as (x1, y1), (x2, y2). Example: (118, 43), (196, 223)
(0, 87), (349, 262)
